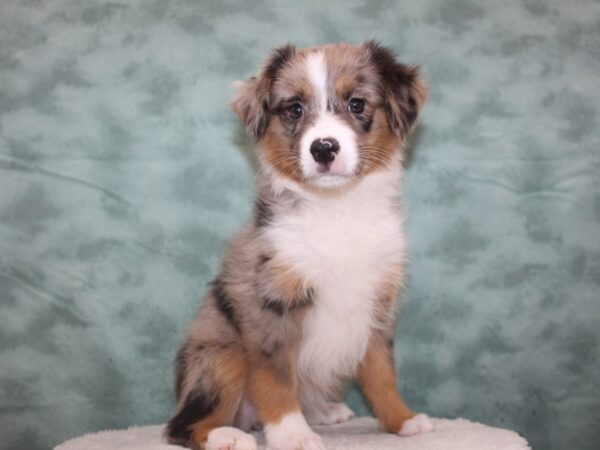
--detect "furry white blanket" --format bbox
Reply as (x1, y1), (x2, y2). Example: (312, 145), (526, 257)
(55, 417), (530, 449)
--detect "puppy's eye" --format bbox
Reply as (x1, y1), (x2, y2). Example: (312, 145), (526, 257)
(288, 103), (304, 119)
(349, 98), (365, 114)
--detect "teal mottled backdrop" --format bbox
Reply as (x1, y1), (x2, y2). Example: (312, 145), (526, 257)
(1, 1), (599, 449)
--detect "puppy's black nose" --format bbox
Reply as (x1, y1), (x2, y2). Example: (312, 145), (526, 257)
(310, 138), (340, 164)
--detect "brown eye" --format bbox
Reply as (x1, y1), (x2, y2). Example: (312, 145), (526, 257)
(349, 98), (365, 114)
(289, 103), (303, 119)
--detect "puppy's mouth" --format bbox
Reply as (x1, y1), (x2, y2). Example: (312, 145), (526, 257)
(302, 154), (358, 188)
(316, 162), (332, 174)
(305, 166), (355, 187)
(313, 163), (353, 177)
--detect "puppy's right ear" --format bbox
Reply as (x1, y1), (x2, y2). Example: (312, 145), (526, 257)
(231, 44), (296, 139)
(231, 76), (271, 138)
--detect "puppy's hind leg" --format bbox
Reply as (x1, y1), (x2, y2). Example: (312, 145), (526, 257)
(165, 342), (256, 450)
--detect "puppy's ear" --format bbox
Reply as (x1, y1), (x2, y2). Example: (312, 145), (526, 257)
(231, 44), (297, 139)
(231, 76), (271, 138)
(366, 41), (427, 138)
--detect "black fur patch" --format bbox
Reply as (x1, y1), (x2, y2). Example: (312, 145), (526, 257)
(365, 40), (421, 136)
(262, 288), (314, 316)
(257, 254), (272, 267)
(212, 278), (239, 332)
(262, 297), (286, 316)
(254, 198), (274, 227)
(395, 70), (419, 129)
(261, 340), (283, 358)
(254, 113), (269, 138)
(166, 390), (218, 444)
(264, 44), (296, 81)
(362, 115), (374, 133)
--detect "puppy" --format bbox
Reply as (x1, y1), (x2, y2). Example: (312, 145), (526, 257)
(165, 42), (432, 450)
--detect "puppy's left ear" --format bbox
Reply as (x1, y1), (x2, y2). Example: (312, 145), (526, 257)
(366, 41), (427, 138)
(231, 44), (297, 139)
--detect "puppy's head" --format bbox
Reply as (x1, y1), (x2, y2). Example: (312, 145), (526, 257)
(232, 42), (426, 188)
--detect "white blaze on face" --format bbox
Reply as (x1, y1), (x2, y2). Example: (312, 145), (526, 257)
(300, 52), (358, 187)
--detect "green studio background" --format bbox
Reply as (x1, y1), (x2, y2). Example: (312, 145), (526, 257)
(1, 1), (599, 449)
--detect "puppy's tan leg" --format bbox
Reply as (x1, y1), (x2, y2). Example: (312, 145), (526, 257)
(357, 336), (433, 436)
(247, 346), (324, 449)
(247, 349), (300, 424)
(166, 345), (252, 449)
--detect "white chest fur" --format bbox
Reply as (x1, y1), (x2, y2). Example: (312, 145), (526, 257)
(266, 169), (406, 393)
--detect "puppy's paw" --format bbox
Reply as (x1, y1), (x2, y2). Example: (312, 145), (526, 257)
(265, 412), (325, 450)
(306, 402), (355, 425)
(207, 426), (257, 450)
(398, 413), (434, 436)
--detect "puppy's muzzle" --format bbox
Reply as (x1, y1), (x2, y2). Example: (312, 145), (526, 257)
(310, 138), (340, 165)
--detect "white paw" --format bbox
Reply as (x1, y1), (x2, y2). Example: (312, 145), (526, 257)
(265, 412), (325, 450)
(306, 402), (355, 425)
(206, 426), (258, 450)
(398, 413), (434, 436)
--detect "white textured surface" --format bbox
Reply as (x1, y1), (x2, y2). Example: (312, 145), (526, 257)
(55, 417), (531, 449)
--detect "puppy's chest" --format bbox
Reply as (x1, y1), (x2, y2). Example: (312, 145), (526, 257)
(266, 194), (404, 383)
(268, 195), (404, 286)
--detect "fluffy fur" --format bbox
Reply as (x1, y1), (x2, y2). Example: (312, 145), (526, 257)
(165, 42), (431, 450)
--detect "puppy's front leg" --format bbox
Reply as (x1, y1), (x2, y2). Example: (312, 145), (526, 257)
(248, 348), (325, 450)
(357, 335), (434, 436)
(248, 254), (324, 449)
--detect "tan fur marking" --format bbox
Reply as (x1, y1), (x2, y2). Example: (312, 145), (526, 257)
(268, 256), (310, 303)
(272, 61), (315, 103)
(335, 73), (356, 99)
(358, 109), (400, 175)
(296, 76), (315, 101)
(357, 336), (415, 433)
(189, 346), (247, 446)
(247, 351), (300, 424)
(189, 415), (221, 447)
(262, 126), (302, 182)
